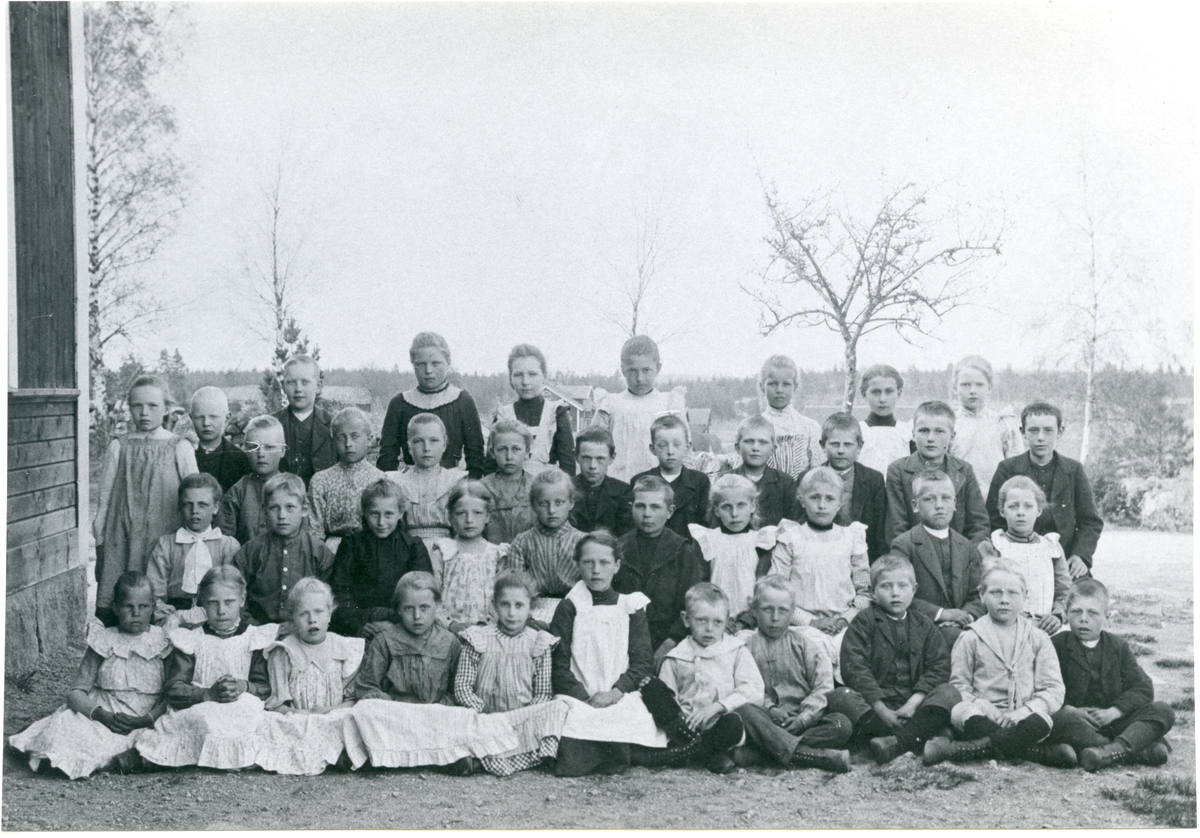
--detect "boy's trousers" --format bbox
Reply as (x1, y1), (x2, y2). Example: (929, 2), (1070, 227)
(1048, 703), (1175, 752)
(732, 705), (852, 765)
(826, 683), (961, 751)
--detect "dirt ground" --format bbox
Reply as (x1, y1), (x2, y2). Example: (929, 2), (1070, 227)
(2, 530), (1193, 830)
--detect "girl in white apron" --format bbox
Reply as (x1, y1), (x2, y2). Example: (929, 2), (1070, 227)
(490, 344), (576, 475)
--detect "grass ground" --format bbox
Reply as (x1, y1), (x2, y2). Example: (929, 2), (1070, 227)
(2, 530), (1193, 829)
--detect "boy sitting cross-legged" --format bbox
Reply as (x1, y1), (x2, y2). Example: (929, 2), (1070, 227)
(1047, 578), (1174, 771)
(827, 555), (961, 765)
(569, 427), (634, 536)
(732, 576), (852, 773)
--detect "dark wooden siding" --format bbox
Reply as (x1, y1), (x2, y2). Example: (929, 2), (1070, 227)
(9, 1), (77, 391)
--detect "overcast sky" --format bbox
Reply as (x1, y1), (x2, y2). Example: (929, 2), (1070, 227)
(133, 2), (1193, 378)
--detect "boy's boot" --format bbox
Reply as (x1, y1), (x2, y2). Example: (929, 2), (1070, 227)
(922, 736), (992, 766)
(1079, 741), (1134, 772)
(639, 677), (701, 746)
(868, 735), (904, 765)
(791, 745), (851, 773)
(1132, 740), (1170, 767)
(1021, 743), (1077, 768)
(704, 751), (738, 775)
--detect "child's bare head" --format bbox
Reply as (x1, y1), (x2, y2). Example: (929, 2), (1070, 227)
(507, 344), (548, 401)
(620, 335), (661, 396)
(912, 401), (956, 462)
(649, 414), (689, 474)
(178, 472), (222, 533)
(189, 386), (231, 445)
(735, 414), (775, 469)
(362, 478), (404, 538)
(630, 474), (674, 536)
(198, 565), (247, 633)
(860, 364), (903, 418)
(751, 575), (795, 640)
(979, 559), (1026, 625)
(493, 570), (536, 635)
(683, 582), (729, 647)
(911, 469), (956, 530)
(286, 577), (334, 645)
(708, 473), (759, 532)
(576, 427), (615, 487)
(448, 478), (490, 540)
(488, 418), (531, 476)
(127, 374), (172, 432)
(952, 355), (993, 413)
(244, 415), (287, 476)
(264, 473), (307, 537)
(759, 355), (799, 410)
(331, 407), (373, 465)
(393, 571), (441, 636)
(112, 571), (155, 635)
(1065, 578), (1109, 642)
(870, 555), (917, 617)
(997, 475), (1045, 538)
(407, 413), (448, 469)
(409, 332), (452, 391)
(530, 468), (575, 529)
(820, 412), (863, 471)
(798, 466), (843, 527)
(282, 355), (321, 412)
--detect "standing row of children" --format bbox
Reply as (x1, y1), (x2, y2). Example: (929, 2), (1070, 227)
(11, 332), (1171, 781)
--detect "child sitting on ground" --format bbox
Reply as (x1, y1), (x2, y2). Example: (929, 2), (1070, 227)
(387, 413), (468, 553)
(756, 355), (824, 479)
(924, 560), (1071, 768)
(344, 572), (516, 773)
(189, 386), (251, 493)
(802, 413), (887, 563)
(432, 481), (509, 633)
(330, 479), (433, 637)
(136, 566), (278, 770)
(732, 576), (851, 772)
(614, 475), (708, 665)
(308, 407), (385, 554)
(979, 476), (1071, 635)
(889, 470), (985, 648)
(10, 573), (171, 778)
(727, 414), (800, 527)
(454, 571), (569, 776)
(569, 427), (634, 536)
(770, 467), (871, 680)
(948, 355), (1024, 498)
(488, 343), (575, 475)
(688, 474), (778, 628)
(1047, 579), (1174, 771)
(273, 355), (335, 488)
(857, 365), (911, 476)
(632, 414), (710, 540)
(147, 473), (240, 626)
(827, 556), (960, 765)
(590, 334), (687, 483)
(233, 473), (336, 625)
(505, 469), (585, 623)
(478, 419), (536, 544)
(217, 415), (291, 545)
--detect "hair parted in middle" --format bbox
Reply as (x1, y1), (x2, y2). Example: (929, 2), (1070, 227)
(707, 473), (761, 529)
(529, 467), (575, 506)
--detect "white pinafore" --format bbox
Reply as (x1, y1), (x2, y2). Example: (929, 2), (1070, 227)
(987, 530), (1061, 619)
(495, 402), (557, 474)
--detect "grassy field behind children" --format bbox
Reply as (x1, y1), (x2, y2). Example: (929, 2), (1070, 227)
(2, 530), (1192, 830)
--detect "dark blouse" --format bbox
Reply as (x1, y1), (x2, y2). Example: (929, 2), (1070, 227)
(376, 388), (486, 478)
(330, 528), (433, 636)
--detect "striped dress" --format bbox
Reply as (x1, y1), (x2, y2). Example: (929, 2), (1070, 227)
(504, 523), (586, 622)
(762, 405), (825, 479)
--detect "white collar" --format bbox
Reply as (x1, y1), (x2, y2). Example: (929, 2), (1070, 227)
(289, 406), (315, 423)
(923, 525), (951, 539)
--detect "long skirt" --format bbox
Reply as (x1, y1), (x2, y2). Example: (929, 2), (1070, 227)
(255, 706), (368, 776)
(136, 693), (271, 769)
(346, 699), (519, 768)
(9, 706), (145, 780)
(479, 700), (569, 776)
(559, 693), (668, 748)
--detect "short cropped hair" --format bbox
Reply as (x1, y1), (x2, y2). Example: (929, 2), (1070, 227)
(860, 364), (904, 395)
(393, 571), (441, 607)
(361, 478), (403, 515)
(631, 473), (674, 507)
(410, 332), (452, 365)
(244, 414), (284, 438)
(574, 530), (622, 563)
(952, 355), (993, 388)
(1021, 401), (1064, 432)
(979, 558), (1027, 593)
(407, 412), (447, 440)
(507, 344), (548, 376)
(449, 479), (490, 513)
(575, 426), (616, 457)
(870, 554), (917, 589)
(188, 385), (228, 415)
(820, 412), (863, 446)
(178, 472), (222, 506)
(736, 414), (776, 444)
(529, 467), (575, 506)
(911, 468), (955, 497)
(286, 577), (334, 618)
(759, 354), (799, 386)
(997, 475), (1047, 511)
(1066, 578), (1110, 611)
(488, 418), (533, 455)
(799, 466), (843, 497)
(620, 334), (660, 366)
(331, 406), (371, 435)
(708, 474), (760, 529)
(649, 413), (689, 445)
(493, 570), (537, 602)
(751, 575), (795, 609)
(128, 374), (173, 406)
(263, 472), (306, 506)
(198, 565), (247, 601)
(914, 400), (957, 429)
(684, 582), (729, 614)
(113, 571), (153, 607)
(283, 354), (320, 377)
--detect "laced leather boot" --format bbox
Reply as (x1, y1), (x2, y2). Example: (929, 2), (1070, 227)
(923, 736), (992, 766)
(791, 745), (851, 773)
(1079, 741), (1133, 772)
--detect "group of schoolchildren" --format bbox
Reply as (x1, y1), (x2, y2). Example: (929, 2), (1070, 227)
(10, 332), (1176, 784)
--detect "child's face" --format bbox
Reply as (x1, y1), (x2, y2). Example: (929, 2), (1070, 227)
(714, 491), (755, 533)
(494, 585), (531, 636)
(621, 353), (660, 397)
(509, 356), (545, 402)
(128, 385), (167, 433)
(282, 363), (320, 412)
(822, 429), (862, 472)
(683, 601), (728, 648)
(631, 489), (673, 537)
(333, 420), (372, 465)
(397, 588), (438, 636)
(189, 394), (230, 446)
(1022, 413), (1062, 464)
(801, 484), (840, 527)
(267, 491), (305, 538)
(912, 414), (954, 462)
(760, 370), (796, 411)
(913, 479), (956, 530)
(409, 425), (447, 469)
(650, 426), (688, 474)
(533, 483), (573, 529)
(180, 487), (219, 533)
(1065, 594), (1107, 643)
(873, 569), (916, 618)
(411, 347), (449, 391)
(491, 431), (528, 477)
(577, 441), (612, 487)
(981, 572), (1025, 626)
(736, 428), (774, 469)
(577, 542), (619, 592)
(202, 583), (244, 633)
(365, 496), (402, 539)
(451, 495), (489, 540)
(116, 586), (155, 635)
(864, 376), (900, 416)
(245, 426), (287, 476)
(752, 587), (795, 641)
(292, 591), (331, 646)
(1001, 487), (1040, 538)
(956, 368), (990, 413)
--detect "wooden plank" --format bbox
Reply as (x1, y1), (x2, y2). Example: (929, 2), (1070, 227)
(6, 461), (75, 495)
(8, 484), (76, 522)
(8, 438), (75, 470)
(7, 398), (76, 418)
(6, 507), (76, 549)
(8, 388), (80, 401)
(6, 529), (76, 592)
(8, 414), (75, 442)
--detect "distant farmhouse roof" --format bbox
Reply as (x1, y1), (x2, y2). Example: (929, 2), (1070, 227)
(322, 385), (373, 408)
(544, 383), (594, 411)
(223, 385), (263, 407)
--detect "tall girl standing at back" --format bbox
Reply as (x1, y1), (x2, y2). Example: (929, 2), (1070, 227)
(377, 332), (486, 478)
(949, 355), (1024, 494)
(93, 375), (198, 620)
(757, 355), (824, 479)
(590, 335), (686, 483)
(489, 344), (575, 475)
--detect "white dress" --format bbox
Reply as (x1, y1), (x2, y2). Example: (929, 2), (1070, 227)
(430, 538), (508, 627)
(9, 622), (170, 779)
(494, 402), (558, 474)
(558, 582), (669, 748)
(135, 623), (279, 770)
(687, 524), (780, 618)
(858, 420), (912, 476)
(591, 387), (687, 483)
(986, 530), (1064, 620)
(950, 406), (1025, 495)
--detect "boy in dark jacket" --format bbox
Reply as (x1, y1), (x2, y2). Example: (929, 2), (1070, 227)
(631, 415), (709, 541)
(827, 555), (960, 764)
(728, 414), (801, 527)
(1047, 578), (1174, 770)
(569, 427), (634, 536)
